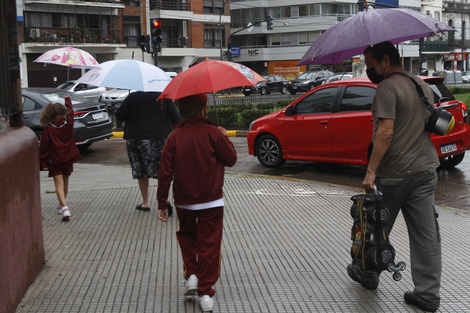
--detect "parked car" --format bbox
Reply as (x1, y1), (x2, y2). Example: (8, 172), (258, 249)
(243, 74), (289, 96)
(323, 72), (353, 84)
(462, 71), (470, 83)
(247, 76), (470, 169)
(99, 71), (176, 108)
(57, 80), (109, 99)
(287, 71), (334, 95)
(22, 87), (113, 148)
(99, 89), (134, 109)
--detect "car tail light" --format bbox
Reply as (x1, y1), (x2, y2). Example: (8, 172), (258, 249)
(74, 111), (90, 118)
(461, 102), (467, 115)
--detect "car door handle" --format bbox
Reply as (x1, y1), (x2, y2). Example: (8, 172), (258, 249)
(319, 120), (329, 125)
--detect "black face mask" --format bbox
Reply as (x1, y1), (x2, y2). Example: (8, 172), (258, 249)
(366, 66), (384, 84)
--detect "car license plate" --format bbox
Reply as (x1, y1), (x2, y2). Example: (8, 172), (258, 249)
(293, 86), (297, 89)
(244, 88), (251, 91)
(440, 142), (457, 154)
(92, 112), (105, 120)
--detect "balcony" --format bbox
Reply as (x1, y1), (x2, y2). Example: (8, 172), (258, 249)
(25, 27), (124, 44)
(150, 0), (191, 11)
(422, 40), (450, 52)
(443, 0), (470, 14)
(448, 39), (470, 49)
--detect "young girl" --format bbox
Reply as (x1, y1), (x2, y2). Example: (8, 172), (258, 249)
(39, 96), (81, 221)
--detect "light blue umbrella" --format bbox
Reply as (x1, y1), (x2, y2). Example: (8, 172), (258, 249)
(76, 59), (171, 92)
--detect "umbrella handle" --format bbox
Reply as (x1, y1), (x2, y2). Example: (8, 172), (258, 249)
(212, 94), (220, 126)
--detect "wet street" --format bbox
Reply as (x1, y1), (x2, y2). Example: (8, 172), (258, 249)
(79, 137), (470, 211)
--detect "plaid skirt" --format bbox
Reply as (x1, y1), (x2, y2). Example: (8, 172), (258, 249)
(126, 139), (166, 179)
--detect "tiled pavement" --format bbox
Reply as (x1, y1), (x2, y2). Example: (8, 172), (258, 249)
(15, 163), (470, 312)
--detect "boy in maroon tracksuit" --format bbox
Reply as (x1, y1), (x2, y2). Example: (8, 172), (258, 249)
(157, 93), (237, 312)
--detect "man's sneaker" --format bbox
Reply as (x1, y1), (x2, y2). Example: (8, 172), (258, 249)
(184, 274), (198, 295)
(347, 263), (379, 290)
(404, 291), (438, 312)
(62, 206), (71, 221)
(199, 295), (214, 312)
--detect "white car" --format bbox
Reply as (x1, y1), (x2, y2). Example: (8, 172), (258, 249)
(99, 89), (134, 109)
(323, 73), (353, 84)
(57, 80), (109, 99)
(99, 71), (177, 109)
(462, 71), (470, 83)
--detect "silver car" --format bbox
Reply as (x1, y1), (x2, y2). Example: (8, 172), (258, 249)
(57, 80), (109, 99)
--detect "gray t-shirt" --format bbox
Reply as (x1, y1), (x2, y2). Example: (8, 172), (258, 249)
(372, 72), (439, 177)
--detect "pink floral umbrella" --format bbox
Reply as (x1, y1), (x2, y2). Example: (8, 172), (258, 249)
(34, 46), (99, 81)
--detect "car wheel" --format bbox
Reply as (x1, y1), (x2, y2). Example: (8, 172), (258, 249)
(259, 87), (267, 95)
(78, 142), (93, 150)
(281, 86), (287, 94)
(255, 135), (285, 168)
(439, 152), (465, 168)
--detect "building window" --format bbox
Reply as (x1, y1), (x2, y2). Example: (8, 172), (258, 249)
(124, 24), (139, 47)
(203, 0), (224, 14)
(204, 24), (224, 47)
(309, 4), (321, 16)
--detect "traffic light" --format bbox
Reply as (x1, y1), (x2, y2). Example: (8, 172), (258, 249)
(420, 54), (427, 64)
(151, 19), (163, 52)
(265, 16), (273, 30)
(139, 34), (150, 52)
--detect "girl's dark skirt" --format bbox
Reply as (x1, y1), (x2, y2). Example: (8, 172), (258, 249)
(126, 139), (166, 179)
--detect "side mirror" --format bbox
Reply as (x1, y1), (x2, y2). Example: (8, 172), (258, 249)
(284, 106), (293, 116)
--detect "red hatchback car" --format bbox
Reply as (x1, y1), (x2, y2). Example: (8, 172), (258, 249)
(247, 76), (470, 168)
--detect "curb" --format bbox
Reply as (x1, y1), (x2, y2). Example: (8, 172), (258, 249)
(112, 130), (247, 138)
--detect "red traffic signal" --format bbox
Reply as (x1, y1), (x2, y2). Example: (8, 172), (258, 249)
(152, 20), (161, 28)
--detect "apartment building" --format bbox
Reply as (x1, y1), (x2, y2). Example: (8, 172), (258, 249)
(229, 0), (464, 78)
(17, 0), (470, 88)
(18, 0), (231, 87)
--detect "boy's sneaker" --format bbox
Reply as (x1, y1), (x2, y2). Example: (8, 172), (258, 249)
(184, 274), (198, 295)
(62, 206), (71, 221)
(200, 295), (214, 312)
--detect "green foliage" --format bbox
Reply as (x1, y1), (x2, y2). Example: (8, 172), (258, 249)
(449, 86), (470, 95)
(205, 98), (295, 129)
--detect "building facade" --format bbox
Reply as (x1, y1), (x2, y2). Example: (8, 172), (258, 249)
(17, 0), (468, 88)
(18, 0), (231, 87)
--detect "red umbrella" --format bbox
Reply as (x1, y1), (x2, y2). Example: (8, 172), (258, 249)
(159, 58), (265, 101)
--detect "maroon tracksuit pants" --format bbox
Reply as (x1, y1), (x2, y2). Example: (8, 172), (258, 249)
(176, 206), (224, 297)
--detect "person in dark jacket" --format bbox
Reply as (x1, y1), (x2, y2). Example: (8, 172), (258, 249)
(39, 96), (82, 221)
(115, 91), (180, 212)
(157, 93), (237, 312)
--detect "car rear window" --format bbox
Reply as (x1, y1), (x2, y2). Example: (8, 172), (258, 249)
(41, 91), (87, 105)
(427, 82), (456, 103)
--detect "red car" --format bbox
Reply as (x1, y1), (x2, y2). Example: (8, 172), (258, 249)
(247, 76), (470, 169)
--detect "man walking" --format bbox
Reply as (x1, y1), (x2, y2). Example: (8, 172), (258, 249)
(347, 41), (442, 312)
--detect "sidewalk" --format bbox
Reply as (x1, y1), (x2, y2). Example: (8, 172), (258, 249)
(15, 163), (470, 312)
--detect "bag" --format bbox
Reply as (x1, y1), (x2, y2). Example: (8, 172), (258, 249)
(392, 72), (455, 136)
(350, 187), (405, 281)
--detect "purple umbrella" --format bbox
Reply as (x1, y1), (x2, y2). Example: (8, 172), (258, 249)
(298, 8), (455, 65)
